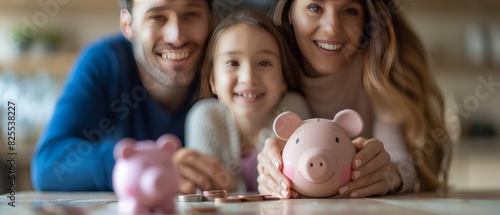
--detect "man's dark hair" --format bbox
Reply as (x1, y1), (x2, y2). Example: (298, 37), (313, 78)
(120, 0), (213, 12)
(120, 0), (133, 12)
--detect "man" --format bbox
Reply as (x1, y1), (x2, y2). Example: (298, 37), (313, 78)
(32, 0), (226, 194)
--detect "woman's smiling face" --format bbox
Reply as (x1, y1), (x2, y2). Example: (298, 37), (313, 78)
(289, 0), (365, 77)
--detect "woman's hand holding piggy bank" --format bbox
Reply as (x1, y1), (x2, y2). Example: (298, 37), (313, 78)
(272, 109), (363, 198)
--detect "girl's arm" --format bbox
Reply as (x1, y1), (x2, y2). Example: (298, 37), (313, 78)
(185, 99), (239, 192)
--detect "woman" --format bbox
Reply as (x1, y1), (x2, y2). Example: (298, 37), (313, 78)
(257, 0), (451, 198)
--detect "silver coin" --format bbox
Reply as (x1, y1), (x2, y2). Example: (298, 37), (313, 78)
(178, 194), (203, 202)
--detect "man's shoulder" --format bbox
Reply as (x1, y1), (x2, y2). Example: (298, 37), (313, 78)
(67, 33), (137, 98)
(89, 33), (130, 48)
(83, 33), (132, 57)
(72, 33), (136, 77)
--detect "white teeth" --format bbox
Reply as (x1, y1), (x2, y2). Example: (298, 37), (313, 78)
(237, 93), (261, 99)
(161, 52), (189, 60)
(316, 42), (343, 51)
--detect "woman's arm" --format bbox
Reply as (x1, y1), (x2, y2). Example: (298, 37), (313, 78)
(373, 116), (417, 193)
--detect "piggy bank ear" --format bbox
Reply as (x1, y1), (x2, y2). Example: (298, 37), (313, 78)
(114, 138), (137, 160)
(333, 109), (364, 138)
(157, 134), (181, 155)
(273, 111), (303, 140)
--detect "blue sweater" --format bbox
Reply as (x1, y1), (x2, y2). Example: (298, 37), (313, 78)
(31, 34), (198, 191)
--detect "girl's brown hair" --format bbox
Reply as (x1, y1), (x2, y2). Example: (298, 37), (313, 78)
(199, 9), (303, 99)
(273, 0), (451, 192)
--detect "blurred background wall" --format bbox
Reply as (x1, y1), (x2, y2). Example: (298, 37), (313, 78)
(0, 0), (499, 193)
(402, 0), (500, 191)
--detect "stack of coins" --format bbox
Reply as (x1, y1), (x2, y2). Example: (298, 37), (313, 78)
(177, 194), (203, 202)
(214, 194), (282, 204)
(177, 190), (282, 204)
(214, 196), (242, 203)
(202, 190), (228, 201)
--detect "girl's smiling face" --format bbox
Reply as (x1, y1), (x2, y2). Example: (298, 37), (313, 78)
(211, 23), (287, 117)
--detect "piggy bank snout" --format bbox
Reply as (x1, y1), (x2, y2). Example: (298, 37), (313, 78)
(299, 149), (336, 184)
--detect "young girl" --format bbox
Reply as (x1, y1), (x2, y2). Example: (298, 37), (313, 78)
(185, 10), (311, 192)
(258, 0), (452, 198)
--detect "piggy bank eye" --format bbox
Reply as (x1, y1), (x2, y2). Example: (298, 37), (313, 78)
(335, 137), (339, 143)
(295, 138), (300, 144)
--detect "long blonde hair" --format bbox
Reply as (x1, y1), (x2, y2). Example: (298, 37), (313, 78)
(273, 0), (451, 191)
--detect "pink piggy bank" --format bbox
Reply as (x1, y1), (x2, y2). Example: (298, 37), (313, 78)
(112, 134), (181, 214)
(273, 110), (363, 197)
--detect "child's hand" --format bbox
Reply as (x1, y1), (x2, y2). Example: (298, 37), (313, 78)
(173, 148), (232, 194)
(338, 137), (402, 197)
(257, 137), (300, 198)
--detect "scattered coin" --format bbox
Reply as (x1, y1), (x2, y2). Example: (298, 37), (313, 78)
(238, 194), (263, 202)
(34, 203), (86, 215)
(177, 194), (203, 202)
(214, 196), (242, 204)
(188, 206), (218, 214)
(261, 195), (281, 201)
(202, 196), (215, 201)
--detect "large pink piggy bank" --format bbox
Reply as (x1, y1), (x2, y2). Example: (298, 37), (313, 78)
(273, 110), (363, 197)
(112, 134), (180, 214)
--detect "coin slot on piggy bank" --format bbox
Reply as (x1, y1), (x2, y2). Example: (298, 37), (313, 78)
(273, 110), (363, 197)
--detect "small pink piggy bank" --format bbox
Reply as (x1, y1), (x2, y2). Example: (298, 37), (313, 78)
(273, 110), (363, 197)
(113, 134), (180, 214)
